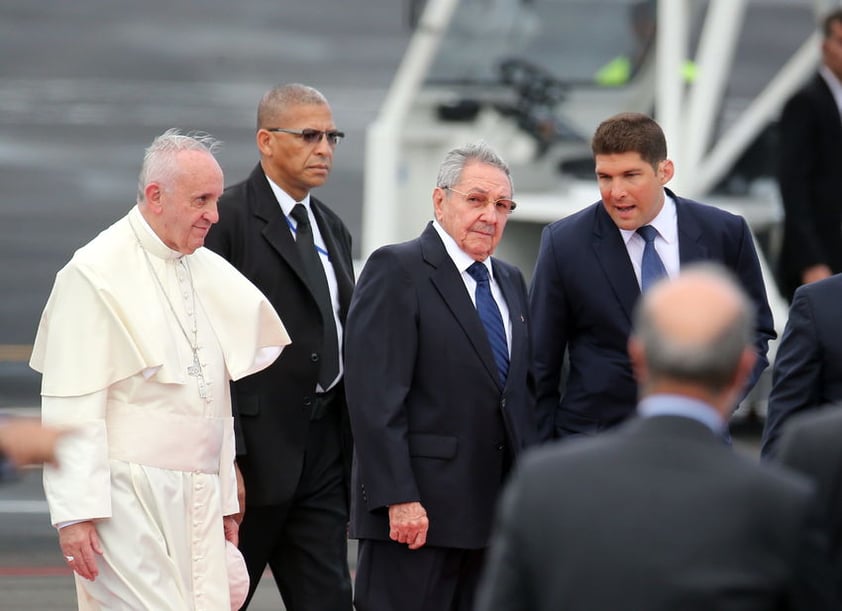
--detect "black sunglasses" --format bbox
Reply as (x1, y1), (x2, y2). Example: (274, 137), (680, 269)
(265, 127), (344, 146)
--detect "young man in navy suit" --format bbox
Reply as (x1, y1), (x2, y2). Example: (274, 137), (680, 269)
(529, 112), (775, 440)
(345, 142), (537, 611)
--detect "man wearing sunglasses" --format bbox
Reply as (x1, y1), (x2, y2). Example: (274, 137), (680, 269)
(205, 83), (354, 611)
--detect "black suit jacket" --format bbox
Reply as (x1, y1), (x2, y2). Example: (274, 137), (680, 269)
(761, 274), (842, 457)
(529, 190), (775, 439)
(205, 163), (355, 506)
(777, 72), (842, 301)
(477, 414), (835, 611)
(345, 223), (537, 549)
(776, 405), (842, 601)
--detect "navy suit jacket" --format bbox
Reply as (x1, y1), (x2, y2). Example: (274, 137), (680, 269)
(345, 223), (537, 549)
(205, 163), (355, 506)
(761, 274), (842, 457)
(530, 190), (775, 439)
(776, 73), (842, 301)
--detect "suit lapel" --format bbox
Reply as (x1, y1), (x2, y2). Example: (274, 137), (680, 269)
(672, 193), (709, 264)
(815, 74), (842, 140)
(591, 204), (639, 322)
(421, 224), (502, 388)
(312, 199), (354, 317)
(248, 168), (312, 292)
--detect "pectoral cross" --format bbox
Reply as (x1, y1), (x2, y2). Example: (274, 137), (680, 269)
(187, 350), (210, 400)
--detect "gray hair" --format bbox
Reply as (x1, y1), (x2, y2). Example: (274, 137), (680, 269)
(632, 264), (755, 391)
(137, 128), (221, 202)
(257, 83), (329, 130)
(435, 141), (513, 192)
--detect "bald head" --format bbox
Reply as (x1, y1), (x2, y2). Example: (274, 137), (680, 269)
(630, 264), (756, 403)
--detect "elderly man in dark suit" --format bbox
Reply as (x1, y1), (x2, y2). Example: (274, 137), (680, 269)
(776, 8), (842, 301)
(761, 274), (842, 457)
(775, 406), (842, 602)
(477, 264), (835, 611)
(205, 83), (354, 610)
(344, 141), (537, 611)
(530, 112), (775, 440)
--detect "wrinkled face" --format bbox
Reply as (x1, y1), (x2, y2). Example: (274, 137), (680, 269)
(823, 21), (842, 81)
(595, 151), (673, 231)
(433, 162), (512, 261)
(257, 103), (337, 201)
(149, 150), (223, 254)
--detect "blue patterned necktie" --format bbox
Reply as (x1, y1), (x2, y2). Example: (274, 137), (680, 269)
(467, 261), (509, 384)
(637, 224), (667, 292)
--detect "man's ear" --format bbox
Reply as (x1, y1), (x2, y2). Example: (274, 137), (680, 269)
(658, 159), (674, 185)
(256, 129), (274, 157)
(144, 183), (163, 214)
(432, 187), (446, 222)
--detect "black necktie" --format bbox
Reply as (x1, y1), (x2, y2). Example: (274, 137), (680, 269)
(467, 261), (509, 385)
(290, 204), (339, 388)
(637, 224), (667, 292)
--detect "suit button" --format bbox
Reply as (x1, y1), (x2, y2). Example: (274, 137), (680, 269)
(310, 352), (320, 362)
(496, 443), (505, 451)
(303, 397), (313, 407)
(500, 398), (507, 409)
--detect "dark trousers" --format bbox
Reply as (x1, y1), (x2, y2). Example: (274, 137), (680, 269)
(238, 409), (352, 611)
(354, 539), (486, 611)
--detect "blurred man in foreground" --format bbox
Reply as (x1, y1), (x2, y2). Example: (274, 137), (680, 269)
(477, 264), (834, 611)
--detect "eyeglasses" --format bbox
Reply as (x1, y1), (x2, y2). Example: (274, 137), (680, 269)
(445, 186), (517, 214)
(265, 127), (344, 146)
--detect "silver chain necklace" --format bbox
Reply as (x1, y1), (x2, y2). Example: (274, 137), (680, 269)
(129, 219), (211, 402)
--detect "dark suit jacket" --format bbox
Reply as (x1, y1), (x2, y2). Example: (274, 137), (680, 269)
(776, 405), (842, 601)
(776, 72), (842, 301)
(529, 190), (775, 439)
(761, 274), (842, 458)
(345, 223), (537, 549)
(476, 414), (835, 611)
(204, 163), (355, 506)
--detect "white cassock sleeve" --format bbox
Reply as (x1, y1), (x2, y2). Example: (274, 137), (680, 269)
(42, 390), (112, 526)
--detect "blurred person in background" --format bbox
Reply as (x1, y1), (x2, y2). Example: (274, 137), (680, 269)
(776, 8), (842, 301)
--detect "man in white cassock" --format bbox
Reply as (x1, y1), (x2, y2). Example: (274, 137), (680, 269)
(29, 128), (291, 611)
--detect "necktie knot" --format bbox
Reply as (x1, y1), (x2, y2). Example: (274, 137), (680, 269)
(467, 261), (490, 284)
(291, 203), (310, 231)
(637, 224), (659, 243)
